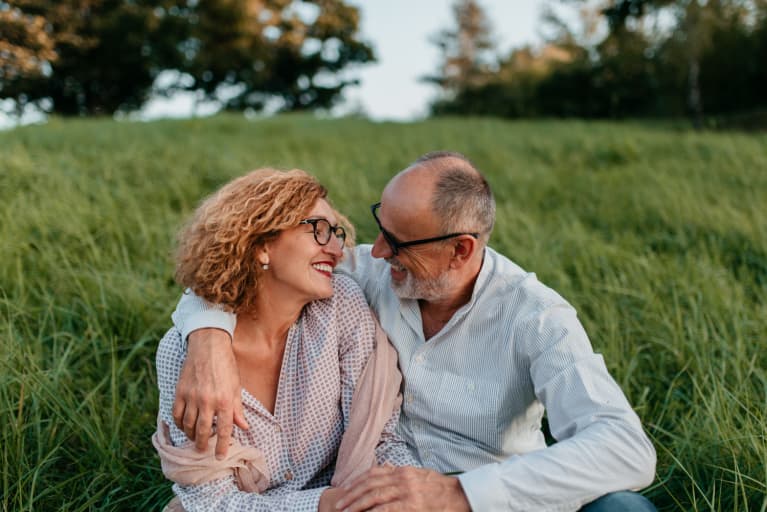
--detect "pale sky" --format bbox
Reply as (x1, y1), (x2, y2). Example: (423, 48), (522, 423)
(1, 1), (550, 128)
(343, 0), (547, 120)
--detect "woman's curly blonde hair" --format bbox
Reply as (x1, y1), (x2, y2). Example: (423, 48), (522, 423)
(175, 168), (355, 313)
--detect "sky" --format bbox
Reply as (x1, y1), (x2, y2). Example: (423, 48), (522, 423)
(341, 0), (547, 120)
(1, 0), (550, 128)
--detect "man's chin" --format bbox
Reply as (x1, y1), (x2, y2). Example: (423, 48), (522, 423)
(391, 279), (418, 300)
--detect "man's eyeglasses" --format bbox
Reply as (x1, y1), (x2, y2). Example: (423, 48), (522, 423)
(370, 202), (478, 256)
(299, 218), (346, 246)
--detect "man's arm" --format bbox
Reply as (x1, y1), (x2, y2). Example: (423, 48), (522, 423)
(455, 305), (656, 511)
(336, 303), (656, 512)
(171, 291), (246, 458)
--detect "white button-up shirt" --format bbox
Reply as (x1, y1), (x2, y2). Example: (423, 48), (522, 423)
(175, 245), (656, 511)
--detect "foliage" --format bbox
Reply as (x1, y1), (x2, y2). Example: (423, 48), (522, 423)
(0, 0), (189, 115)
(0, 0), (373, 115)
(423, 0), (497, 95)
(430, 0), (767, 126)
(1, 114), (766, 510)
(182, 0), (374, 112)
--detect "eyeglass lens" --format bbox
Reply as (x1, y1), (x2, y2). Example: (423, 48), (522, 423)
(303, 219), (345, 245)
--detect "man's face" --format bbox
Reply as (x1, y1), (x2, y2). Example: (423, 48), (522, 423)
(386, 251), (452, 300)
(370, 192), (454, 301)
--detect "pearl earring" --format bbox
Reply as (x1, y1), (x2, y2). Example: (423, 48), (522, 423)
(262, 263), (269, 270)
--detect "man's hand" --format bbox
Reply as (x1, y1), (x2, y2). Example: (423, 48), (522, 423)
(319, 487), (348, 512)
(172, 328), (248, 459)
(334, 466), (471, 512)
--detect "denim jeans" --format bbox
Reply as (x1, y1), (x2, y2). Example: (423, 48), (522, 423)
(580, 491), (657, 512)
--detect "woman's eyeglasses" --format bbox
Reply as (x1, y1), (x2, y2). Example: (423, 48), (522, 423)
(299, 218), (346, 246)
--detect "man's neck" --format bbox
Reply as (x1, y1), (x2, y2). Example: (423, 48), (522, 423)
(418, 257), (482, 340)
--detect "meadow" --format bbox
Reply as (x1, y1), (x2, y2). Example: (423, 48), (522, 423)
(0, 114), (765, 511)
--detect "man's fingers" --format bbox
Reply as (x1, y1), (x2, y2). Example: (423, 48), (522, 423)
(336, 470), (397, 509)
(341, 485), (399, 512)
(233, 396), (249, 431)
(194, 406), (214, 451)
(182, 403), (199, 444)
(214, 408), (234, 459)
(172, 397), (186, 431)
(343, 466), (394, 490)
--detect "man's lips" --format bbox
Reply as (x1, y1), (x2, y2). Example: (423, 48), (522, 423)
(390, 266), (406, 281)
(387, 260), (407, 281)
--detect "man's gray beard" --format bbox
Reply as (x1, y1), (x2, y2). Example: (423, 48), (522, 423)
(390, 268), (452, 301)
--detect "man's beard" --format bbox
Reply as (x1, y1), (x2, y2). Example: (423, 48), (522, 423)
(387, 258), (452, 301)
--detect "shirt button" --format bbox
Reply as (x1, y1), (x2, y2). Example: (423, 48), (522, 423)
(275, 424), (282, 432)
(415, 355), (424, 363)
(284, 470), (293, 481)
(467, 382), (475, 392)
(406, 393), (414, 404)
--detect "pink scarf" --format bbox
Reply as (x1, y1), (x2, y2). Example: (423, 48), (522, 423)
(153, 316), (402, 495)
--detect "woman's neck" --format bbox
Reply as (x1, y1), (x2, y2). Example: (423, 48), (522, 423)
(232, 290), (307, 414)
(237, 292), (305, 349)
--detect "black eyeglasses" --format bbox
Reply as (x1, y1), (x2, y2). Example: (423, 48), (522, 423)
(299, 218), (346, 246)
(370, 202), (478, 255)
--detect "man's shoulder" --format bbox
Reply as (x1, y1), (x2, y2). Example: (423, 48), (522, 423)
(484, 247), (573, 314)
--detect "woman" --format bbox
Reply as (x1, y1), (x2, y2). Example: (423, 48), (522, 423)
(153, 168), (416, 511)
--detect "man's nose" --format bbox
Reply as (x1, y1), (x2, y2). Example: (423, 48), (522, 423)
(371, 232), (393, 259)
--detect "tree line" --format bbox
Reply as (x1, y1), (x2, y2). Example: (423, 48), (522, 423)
(0, 0), (373, 116)
(428, 0), (767, 127)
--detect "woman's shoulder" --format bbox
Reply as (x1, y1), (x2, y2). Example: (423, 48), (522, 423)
(331, 272), (367, 301)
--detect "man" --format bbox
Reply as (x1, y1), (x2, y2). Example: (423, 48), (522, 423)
(171, 152), (657, 511)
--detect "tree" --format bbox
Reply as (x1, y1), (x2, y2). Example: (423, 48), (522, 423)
(0, 0), (189, 116)
(182, 0), (374, 112)
(424, 0), (497, 96)
(0, 5), (56, 82)
(0, 0), (373, 116)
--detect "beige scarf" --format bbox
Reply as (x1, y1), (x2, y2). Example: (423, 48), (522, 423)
(152, 316), (402, 507)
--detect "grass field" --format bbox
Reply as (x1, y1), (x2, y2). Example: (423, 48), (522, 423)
(1, 114), (765, 511)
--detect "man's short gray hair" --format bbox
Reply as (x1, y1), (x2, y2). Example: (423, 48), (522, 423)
(413, 151), (496, 244)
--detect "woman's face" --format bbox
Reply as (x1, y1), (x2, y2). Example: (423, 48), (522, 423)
(264, 198), (345, 304)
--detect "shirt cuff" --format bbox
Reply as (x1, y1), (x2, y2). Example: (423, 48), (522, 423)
(179, 309), (236, 343)
(457, 463), (506, 511)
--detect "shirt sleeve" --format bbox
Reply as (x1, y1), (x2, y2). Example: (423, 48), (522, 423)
(171, 289), (236, 342)
(155, 327), (325, 512)
(332, 276), (418, 469)
(458, 304), (656, 512)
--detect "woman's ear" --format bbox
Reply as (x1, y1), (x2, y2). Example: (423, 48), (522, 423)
(257, 245), (270, 268)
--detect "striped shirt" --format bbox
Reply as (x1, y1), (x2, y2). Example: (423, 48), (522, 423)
(161, 275), (416, 511)
(174, 245), (656, 512)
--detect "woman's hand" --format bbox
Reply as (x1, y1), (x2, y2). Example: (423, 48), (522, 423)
(172, 328), (249, 459)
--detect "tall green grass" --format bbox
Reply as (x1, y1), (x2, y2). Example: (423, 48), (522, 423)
(1, 114), (765, 511)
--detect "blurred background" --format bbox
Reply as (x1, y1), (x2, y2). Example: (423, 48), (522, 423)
(1, 2), (766, 511)
(1, 0), (765, 129)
